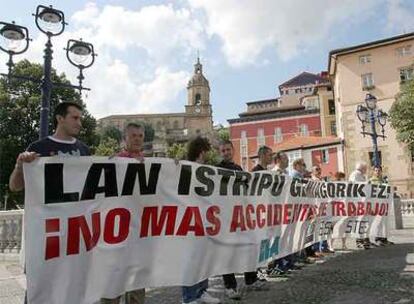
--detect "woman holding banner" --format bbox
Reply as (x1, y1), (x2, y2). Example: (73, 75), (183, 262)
(181, 137), (221, 304)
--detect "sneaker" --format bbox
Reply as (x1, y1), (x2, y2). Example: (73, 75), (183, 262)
(257, 270), (268, 281)
(356, 242), (364, 249)
(198, 291), (221, 304)
(294, 262), (305, 267)
(379, 239), (394, 245)
(314, 251), (326, 258)
(363, 243), (371, 250)
(245, 280), (267, 291)
(225, 288), (241, 300)
(303, 257), (316, 264)
(267, 267), (287, 278)
(322, 248), (335, 254)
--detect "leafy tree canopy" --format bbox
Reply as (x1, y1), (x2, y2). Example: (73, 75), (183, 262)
(0, 60), (97, 204)
(389, 79), (414, 152)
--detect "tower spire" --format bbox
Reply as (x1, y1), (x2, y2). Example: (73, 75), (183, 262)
(194, 51), (202, 74)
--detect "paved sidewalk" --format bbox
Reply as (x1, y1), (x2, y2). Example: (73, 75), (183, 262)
(144, 243), (414, 304)
(0, 261), (25, 304)
(1, 238), (413, 304)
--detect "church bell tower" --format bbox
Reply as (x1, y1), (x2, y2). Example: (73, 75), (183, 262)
(185, 57), (213, 135)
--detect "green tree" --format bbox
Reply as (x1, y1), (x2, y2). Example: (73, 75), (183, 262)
(100, 125), (123, 143)
(94, 138), (120, 156)
(142, 122), (155, 143)
(205, 148), (220, 166)
(0, 60), (97, 204)
(217, 125), (230, 141)
(166, 143), (187, 160)
(389, 79), (414, 152)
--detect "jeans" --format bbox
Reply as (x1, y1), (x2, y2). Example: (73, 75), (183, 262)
(182, 279), (208, 303)
(311, 240), (328, 252)
(278, 255), (294, 271)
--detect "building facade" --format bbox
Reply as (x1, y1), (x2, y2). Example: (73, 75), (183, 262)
(302, 84), (337, 137)
(272, 136), (343, 179)
(228, 72), (342, 176)
(329, 32), (414, 197)
(99, 58), (213, 155)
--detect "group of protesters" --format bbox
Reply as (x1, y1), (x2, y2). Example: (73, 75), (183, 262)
(8, 101), (393, 304)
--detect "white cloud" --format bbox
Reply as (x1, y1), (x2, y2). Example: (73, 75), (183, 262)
(188, 0), (379, 66)
(0, 2), (204, 119)
(386, 0), (414, 33)
(71, 2), (205, 63)
(69, 2), (202, 117)
(85, 60), (189, 117)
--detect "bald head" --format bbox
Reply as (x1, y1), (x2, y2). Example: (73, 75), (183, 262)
(355, 161), (368, 174)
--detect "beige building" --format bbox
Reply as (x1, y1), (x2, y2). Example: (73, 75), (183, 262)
(278, 71), (330, 108)
(99, 58), (213, 155)
(329, 32), (414, 197)
(301, 83), (337, 137)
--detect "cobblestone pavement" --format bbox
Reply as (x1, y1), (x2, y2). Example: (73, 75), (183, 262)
(145, 242), (414, 304)
(1, 240), (413, 304)
(0, 261), (25, 304)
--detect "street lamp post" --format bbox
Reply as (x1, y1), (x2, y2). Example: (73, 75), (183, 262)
(356, 93), (388, 167)
(65, 39), (96, 92)
(35, 5), (66, 139)
(0, 5), (96, 139)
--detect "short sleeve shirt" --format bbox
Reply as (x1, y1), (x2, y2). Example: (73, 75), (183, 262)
(27, 136), (90, 157)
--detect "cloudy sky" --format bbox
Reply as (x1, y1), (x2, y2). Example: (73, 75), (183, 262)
(1, 0), (414, 125)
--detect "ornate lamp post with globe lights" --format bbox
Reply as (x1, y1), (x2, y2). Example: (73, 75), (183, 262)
(0, 5), (96, 139)
(356, 93), (388, 167)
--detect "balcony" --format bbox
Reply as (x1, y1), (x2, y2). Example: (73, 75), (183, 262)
(362, 85), (375, 91)
(166, 129), (188, 143)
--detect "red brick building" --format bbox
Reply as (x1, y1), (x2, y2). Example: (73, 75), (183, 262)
(228, 72), (344, 178)
(272, 136), (343, 179)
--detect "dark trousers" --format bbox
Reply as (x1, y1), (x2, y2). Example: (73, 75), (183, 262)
(222, 271), (257, 289)
(305, 245), (315, 256)
(281, 254), (298, 270)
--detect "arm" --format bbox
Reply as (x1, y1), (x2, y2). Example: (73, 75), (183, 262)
(9, 152), (40, 192)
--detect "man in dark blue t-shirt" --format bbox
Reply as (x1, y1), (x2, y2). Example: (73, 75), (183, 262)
(9, 101), (90, 191)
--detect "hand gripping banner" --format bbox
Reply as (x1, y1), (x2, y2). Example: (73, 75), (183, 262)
(23, 157), (392, 304)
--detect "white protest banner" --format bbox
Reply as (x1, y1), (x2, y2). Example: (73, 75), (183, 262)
(24, 157), (392, 304)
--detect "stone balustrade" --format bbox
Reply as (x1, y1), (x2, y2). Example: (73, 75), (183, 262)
(400, 199), (414, 228)
(0, 210), (23, 254)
